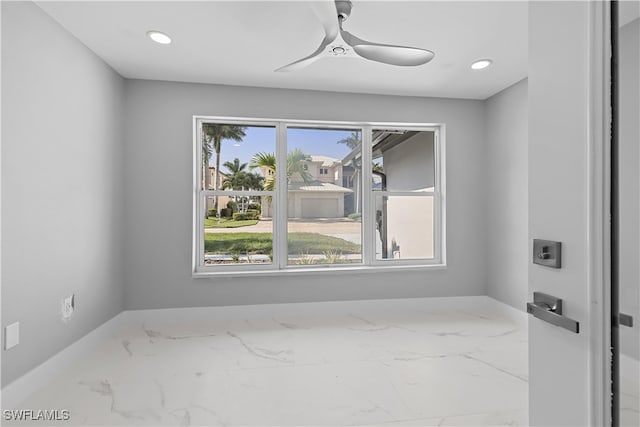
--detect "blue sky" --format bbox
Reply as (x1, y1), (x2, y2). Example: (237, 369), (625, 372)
(211, 126), (360, 175)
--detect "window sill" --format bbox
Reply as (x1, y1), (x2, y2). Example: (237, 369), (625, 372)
(192, 263), (447, 279)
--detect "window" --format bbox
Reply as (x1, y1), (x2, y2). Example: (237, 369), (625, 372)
(193, 117), (445, 275)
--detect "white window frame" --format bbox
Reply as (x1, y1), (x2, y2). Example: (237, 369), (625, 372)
(193, 116), (446, 277)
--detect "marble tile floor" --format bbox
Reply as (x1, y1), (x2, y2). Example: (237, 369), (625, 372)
(8, 299), (529, 426)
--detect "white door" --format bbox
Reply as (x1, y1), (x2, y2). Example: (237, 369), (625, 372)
(528, 2), (610, 426)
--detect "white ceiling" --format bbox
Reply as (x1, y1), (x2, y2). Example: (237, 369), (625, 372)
(36, 1), (530, 100)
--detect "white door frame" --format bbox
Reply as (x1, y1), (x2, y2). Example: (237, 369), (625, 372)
(587, 1), (612, 425)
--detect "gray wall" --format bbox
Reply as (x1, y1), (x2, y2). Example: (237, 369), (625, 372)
(123, 80), (488, 309)
(484, 79), (529, 310)
(619, 18), (639, 360)
(1, 2), (125, 387)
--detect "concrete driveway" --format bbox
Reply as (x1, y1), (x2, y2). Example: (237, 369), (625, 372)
(205, 218), (362, 244)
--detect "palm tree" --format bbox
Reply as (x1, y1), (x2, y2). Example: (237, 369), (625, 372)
(223, 158), (248, 176)
(250, 149), (312, 215)
(222, 158), (263, 191)
(202, 124), (247, 211)
(250, 149), (312, 191)
(286, 148), (313, 184)
(250, 152), (276, 191)
(337, 131), (361, 150)
(221, 158), (247, 191)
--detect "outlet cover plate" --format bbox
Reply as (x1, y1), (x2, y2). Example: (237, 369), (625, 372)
(62, 294), (75, 320)
(5, 322), (19, 350)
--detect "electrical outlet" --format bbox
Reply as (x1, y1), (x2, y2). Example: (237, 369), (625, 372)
(4, 322), (19, 350)
(61, 294), (75, 321)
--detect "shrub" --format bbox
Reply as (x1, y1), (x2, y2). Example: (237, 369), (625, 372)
(248, 202), (261, 211)
(348, 212), (362, 221)
(246, 209), (260, 219)
(323, 250), (345, 264)
(233, 212), (255, 221)
(207, 208), (217, 217)
(220, 208), (229, 217)
(227, 200), (238, 213)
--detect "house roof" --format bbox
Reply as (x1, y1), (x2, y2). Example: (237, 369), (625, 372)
(341, 130), (422, 165)
(308, 155), (340, 167)
(288, 181), (353, 193)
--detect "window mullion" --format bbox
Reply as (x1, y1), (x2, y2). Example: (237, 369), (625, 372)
(276, 122), (288, 269)
(361, 125), (373, 266)
(196, 193), (205, 271)
(436, 128), (446, 265)
(194, 118), (205, 272)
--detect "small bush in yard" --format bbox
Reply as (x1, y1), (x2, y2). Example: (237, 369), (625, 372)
(207, 208), (217, 217)
(248, 202), (261, 211)
(227, 200), (238, 213)
(233, 213), (252, 221)
(246, 209), (260, 219)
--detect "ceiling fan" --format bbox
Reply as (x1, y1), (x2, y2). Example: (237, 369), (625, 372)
(275, 0), (435, 72)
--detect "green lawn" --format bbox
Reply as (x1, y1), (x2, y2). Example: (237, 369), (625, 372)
(204, 232), (360, 255)
(204, 217), (258, 228)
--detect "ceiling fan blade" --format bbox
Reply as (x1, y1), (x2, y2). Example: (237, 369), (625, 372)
(275, 36), (333, 72)
(309, 1), (340, 41)
(275, 1), (339, 72)
(342, 30), (435, 66)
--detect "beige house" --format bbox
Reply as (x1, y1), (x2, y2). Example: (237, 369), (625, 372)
(261, 155), (353, 218)
(204, 166), (231, 212)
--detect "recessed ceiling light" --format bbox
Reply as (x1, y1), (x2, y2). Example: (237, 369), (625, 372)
(147, 31), (172, 45)
(471, 59), (492, 70)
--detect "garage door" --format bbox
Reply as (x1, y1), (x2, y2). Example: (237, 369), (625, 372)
(301, 198), (339, 218)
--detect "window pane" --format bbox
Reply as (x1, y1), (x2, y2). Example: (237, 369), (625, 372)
(286, 127), (362, 265)
(203, 196), (273, 265)
(372, 130), (435, 192)
(201, 124), (276, 193)
(375, 195), (434, 260)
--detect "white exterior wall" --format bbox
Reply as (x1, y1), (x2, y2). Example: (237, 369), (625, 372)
(383, 132), (435, 259)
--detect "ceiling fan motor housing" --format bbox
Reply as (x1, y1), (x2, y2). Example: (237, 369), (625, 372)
(336, 0), (353, 22)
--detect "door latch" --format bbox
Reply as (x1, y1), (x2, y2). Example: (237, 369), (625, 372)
(618, 313), (634, 328)
(533, 239), (562, 268)
(527, 292), (579, 333)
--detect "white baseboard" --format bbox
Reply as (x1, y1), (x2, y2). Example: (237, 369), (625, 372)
(1, 295), (524, 409)
(1, 312), (128, 410)
(124, 296), (495, 325)
(621, 353), (639, 382)
(482, 297), (529, 327)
